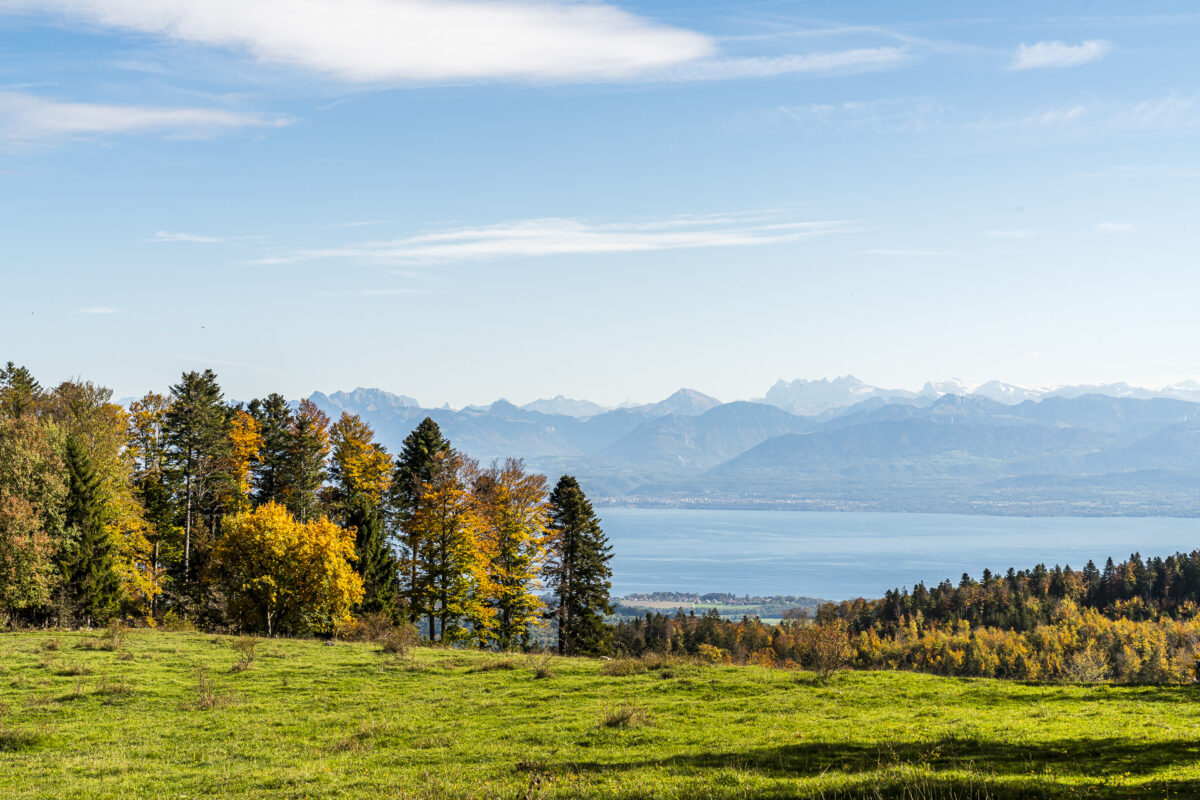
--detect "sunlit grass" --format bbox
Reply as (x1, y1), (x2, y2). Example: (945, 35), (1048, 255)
(1, 630), (1196, 798)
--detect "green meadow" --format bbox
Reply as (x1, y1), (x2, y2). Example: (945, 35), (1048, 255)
(1, 630), (1197, 799)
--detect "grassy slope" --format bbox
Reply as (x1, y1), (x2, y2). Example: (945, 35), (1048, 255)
(1, 631), (1197, 799)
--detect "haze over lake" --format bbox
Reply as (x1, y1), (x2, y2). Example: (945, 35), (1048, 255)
(601, 509), (1200, 601)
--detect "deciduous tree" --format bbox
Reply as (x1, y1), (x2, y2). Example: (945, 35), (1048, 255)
(212, 502), (363, 635)
(474, 459), (549, 650)
(0, 414), (65, 618)
(330, 413), (397, 616)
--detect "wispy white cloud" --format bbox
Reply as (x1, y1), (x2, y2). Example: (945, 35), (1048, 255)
(1011, 40), (1111, 70)
(0, 91), (292, 141)
(660, 47), (910, 81)
(76, 306), (119, 314)
(147, 230), (226, 243)
(315, 288), (426, 296)
(967, 96), (1200, 132)
(254, 215), (851, 266)
(858, 249), (956, 257)
(1094, 222), (1136, 234)
(2, 0), (713, 84)
(759, 97), (941, 133)
(984, 229), (1036, 239)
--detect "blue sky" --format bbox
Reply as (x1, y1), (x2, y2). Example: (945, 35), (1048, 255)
(4, 1), (1200, 406)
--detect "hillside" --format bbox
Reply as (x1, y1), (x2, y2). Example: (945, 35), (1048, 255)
(3, 630), (1197, 799)
(309, 387), (1200, 514)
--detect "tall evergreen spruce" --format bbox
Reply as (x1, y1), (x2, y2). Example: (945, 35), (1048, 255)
(545, 475), (613, 656)
(0, 361), (42, 418)
(248, 393), (293, 507)
(389, 417), (450, 625)
(62, 437), (121, 625)
(163, 370), (229, 583)
(347, 502), (399, 617)
(284, 399), (330, 523)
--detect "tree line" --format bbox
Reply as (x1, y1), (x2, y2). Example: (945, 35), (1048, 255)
(0, 362), (613, 654)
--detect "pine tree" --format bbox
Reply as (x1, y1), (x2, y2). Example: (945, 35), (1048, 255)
(284, 399), (330, 523)
(0, 362), (42, 419)
(248, 393), (293, 507)
(61, 437), (121, 625)
(163, 370), (229, 584)
(345, 503), (399, 617)
(388, 417), (450, 624)
(544, 475), (613, 656)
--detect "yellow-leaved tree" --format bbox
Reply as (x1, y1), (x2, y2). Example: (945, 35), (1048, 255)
(212, 502), (363, 635)
(329, 412), (392, 509)
(224, 410), (263, 513)
(409, 450), (486, 643)
(473, 459), (549, 650)
(48, 381), (160, 617)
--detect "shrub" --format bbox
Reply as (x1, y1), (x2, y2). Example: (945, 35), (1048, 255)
(601, 704), (651, 728)
(186, 669), (234, 711)
(98, 623), (129, 652)
(380, 624), (418, 656)
(231, 637), (259, 673)
(599, 658), (646, 677)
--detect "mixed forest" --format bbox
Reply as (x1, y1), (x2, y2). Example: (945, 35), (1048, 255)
(6, 360), (1200, 686)
(0, 363), (613, 654)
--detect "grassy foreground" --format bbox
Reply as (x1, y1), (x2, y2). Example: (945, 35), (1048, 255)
(1, 631), (1198, 799)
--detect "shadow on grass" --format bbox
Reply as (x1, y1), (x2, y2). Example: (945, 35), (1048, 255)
(564, 735), (1200, 790)
(0, 728), (42, 752)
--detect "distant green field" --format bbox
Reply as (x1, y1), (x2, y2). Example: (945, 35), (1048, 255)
(1, 630), (1196, 799)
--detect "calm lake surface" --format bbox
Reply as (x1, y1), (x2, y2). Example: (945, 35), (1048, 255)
(600, 508), (1200, 601)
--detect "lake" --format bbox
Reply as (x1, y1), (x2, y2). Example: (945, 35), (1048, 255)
(599, 508), (1200, 601)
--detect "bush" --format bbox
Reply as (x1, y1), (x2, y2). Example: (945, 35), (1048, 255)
(599, 658), (646, 677)
(342, 613), (417, 657)
(98, 623), (129, 652)
(601, 704), (651, 728)
(231, 637), (259, 673)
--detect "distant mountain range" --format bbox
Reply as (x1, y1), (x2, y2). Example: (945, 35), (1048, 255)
(308, 378), (1200, 515)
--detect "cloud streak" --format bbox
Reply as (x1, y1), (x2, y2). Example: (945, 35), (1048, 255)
(148, 231), (227, 243)
(3, 0), (713, 84)
(659, 47), (910, 81)
(0, 91), (291, 141)
(1011, 40), (1111, 70)
(255, 215), (851, 266)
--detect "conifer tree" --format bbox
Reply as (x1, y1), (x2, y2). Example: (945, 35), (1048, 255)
(248, 393), (293, 507)
(163, 370), (229, 583)
(61, 437), (121, 625)
(345, 503), (398, 616)
(0, 362), (42, 419)
(544, 475), (613, 656)
(389, 417), (450, 624)
(284, 399), (330, 523)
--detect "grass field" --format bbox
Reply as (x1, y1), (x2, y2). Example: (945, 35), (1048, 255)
(1, 630), (1197, 799)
